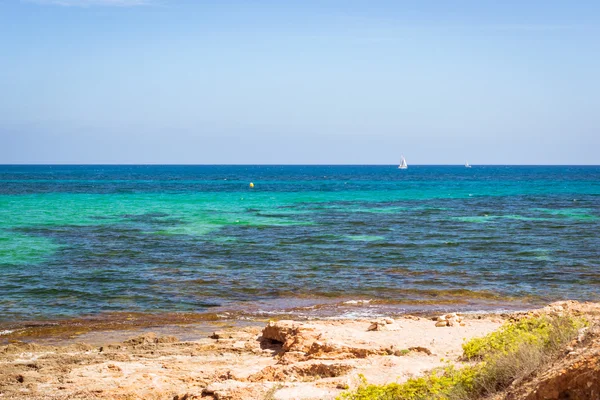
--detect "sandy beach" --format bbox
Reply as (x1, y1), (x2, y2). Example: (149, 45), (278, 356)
(0, 314), (499, 399)
(3, 300), (599, 400)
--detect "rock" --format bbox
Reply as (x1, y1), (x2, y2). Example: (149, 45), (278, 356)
(157, 335), (178, 343)
(367, 321), (388, 331)
(106, 364), (122, 373)
(437, 313), (462, 324)
(210, 331), (232, 340)
(368, 318), (395, 331)
(261, 320), (381, 359)
(408, 346), (432, 355)
(506, 325), (600, 400)
(249, 362), (353, 382)
(519, 350), (600, 400)
(277, 351), (307, 365)
(273, 383), (339, 400)
(262, 321), (298, 344)
(261, 321), (321, 353)
(125, 332), (159, 345)
(577, 327), (589, 343)
(436, 314), (464, 327)
(202, 380), (249, 400)
(173, 394), (201, 400)
(306, 341), (375, 358)
(124, 333), (178, 346)
(292, 362), (354, 378)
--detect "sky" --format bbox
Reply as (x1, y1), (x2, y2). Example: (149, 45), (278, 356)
(1, 0), (599, 164)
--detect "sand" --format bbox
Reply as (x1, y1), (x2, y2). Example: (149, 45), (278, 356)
(0, 314), (502, 400)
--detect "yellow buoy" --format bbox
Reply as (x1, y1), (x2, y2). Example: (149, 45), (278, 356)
(249, 182), (254, 188)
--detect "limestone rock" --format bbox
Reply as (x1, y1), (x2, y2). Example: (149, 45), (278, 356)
(435, 313), (463, 327)
(261, 321), (321, 353)
(368, 318), (395, 331)
(508, 329), (600, 400)
(249, 362), (353, 382)
(262, 320), (299, 344)
(124, 333), (178, 345)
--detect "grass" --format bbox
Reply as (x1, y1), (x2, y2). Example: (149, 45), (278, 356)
(337, 314), (587, 400)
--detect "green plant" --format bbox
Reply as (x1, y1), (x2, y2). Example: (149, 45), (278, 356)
(338, 367), (478, 400)
(462, 315), (586, 360)
(338, 315), (587, 400)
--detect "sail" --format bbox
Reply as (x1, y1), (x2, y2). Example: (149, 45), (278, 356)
(399, 156), (408, 169)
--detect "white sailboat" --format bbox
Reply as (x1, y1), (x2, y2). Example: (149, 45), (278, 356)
(465, 161), (472, 168)
(398, 156), (408, 169)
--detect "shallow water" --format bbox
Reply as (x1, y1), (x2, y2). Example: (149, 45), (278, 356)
(0, 165), (599, 323)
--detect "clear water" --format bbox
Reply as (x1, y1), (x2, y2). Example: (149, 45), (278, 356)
(0, 165), (599, 322)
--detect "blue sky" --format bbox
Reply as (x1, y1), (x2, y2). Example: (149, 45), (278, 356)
(1, 0), (599, 164)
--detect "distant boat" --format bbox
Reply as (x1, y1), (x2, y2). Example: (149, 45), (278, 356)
(398, 156), (408, 169)
(465, 161), (472, 168)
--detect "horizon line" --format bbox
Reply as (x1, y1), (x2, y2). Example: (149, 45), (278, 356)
(1, 163), (599, 167)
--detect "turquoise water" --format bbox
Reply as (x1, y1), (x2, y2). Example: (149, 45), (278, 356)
(0, 165), (599, 322)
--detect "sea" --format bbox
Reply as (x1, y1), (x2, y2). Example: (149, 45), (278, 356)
(0, 165), (599, 328)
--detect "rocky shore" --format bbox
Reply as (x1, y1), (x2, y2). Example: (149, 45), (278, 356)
(1, 301), (598, 400)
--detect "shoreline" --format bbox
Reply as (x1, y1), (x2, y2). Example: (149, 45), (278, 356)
(0, 297), (542, 345)
(3, 301), (597, 399)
